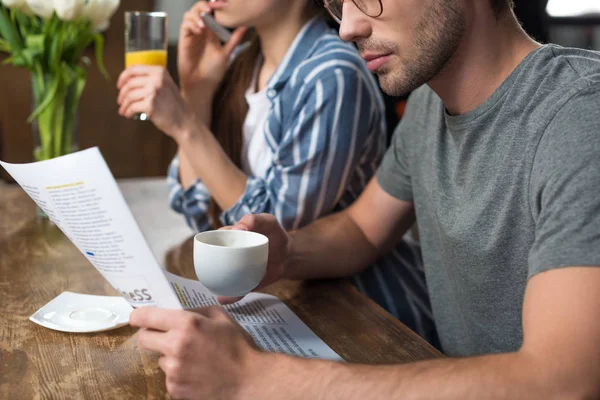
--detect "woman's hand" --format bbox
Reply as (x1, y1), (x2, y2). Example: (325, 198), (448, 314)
(178, 1), (247, 99)
(117, 66), (196, 141)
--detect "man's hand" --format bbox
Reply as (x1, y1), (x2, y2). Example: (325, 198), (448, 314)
(217, 179), (418, 305)
(219, 214), (291, 304)
(130, 306), (265, 400)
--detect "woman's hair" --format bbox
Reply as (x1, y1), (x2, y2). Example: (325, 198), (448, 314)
(208, 29), (260, 228)
(207, 2), (323, 228)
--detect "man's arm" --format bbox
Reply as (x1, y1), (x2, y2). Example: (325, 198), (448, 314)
(253, 266), (600, 400)
(131, 266), (600, 400)
(236, 178), (416, 281)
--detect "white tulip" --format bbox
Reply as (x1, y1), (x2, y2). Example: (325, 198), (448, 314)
(25, 0), (55, 19)
(82, 0), (120, 31)
(53, 0), (85, 21)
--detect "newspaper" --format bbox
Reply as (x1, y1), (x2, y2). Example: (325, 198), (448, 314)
(0, 148), (342, 361)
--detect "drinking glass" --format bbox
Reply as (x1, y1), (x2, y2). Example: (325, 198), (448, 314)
(124, 11), (168, 121)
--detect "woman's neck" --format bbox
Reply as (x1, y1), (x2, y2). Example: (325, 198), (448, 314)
(254, 7), (318, 91)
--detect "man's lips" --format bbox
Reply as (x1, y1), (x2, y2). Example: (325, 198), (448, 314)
(361, 52), (393, 72)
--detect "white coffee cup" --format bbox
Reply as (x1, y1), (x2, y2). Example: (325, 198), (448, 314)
(193, 230), (269, 297)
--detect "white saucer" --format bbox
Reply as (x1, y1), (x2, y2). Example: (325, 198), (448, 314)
(30, 292), (133, 333)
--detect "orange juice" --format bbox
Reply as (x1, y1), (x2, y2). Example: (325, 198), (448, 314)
(125, 50), (168, 68)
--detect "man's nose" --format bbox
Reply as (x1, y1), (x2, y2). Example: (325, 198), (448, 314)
(338, 1), (372, 43)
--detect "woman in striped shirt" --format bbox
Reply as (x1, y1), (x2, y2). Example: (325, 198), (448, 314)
(117, 0), (436, 344)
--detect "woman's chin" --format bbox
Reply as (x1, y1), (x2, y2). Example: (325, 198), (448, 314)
(213, 12), (244, 29)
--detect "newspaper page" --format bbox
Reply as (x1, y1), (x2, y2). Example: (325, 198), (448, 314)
(0, 148), (182, 309)
(1, 148), (342, 361)
(166, 272), (342, 360)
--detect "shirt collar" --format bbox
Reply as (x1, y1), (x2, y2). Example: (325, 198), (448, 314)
(265, 16), (332, 98)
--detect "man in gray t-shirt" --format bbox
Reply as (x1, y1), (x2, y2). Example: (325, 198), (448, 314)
(377, 44), (600, 356)
(127, 1), (600, 399)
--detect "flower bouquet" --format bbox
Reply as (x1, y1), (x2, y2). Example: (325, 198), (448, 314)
(0, 0), (121, 161)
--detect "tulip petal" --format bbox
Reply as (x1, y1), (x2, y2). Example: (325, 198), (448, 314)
(54, 0), (85, 21)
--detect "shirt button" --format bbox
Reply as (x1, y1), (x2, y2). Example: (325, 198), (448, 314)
(267, 89), (277, 98)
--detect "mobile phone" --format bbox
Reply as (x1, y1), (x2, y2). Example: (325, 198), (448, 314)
(200, 12), (232, 43)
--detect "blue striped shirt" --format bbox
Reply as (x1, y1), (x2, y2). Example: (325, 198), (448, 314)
(168, 17), (386, 231)
(167, 17), (436, 343)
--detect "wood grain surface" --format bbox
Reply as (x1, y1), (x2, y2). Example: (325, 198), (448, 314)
(0, 182), (442, 399)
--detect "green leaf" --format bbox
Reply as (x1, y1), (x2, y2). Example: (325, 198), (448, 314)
(73, 65), (88, 97)
(14, 10), (36, 39)
(62, 65), (87, 154)
(28, 75), (61, 123)
(48, 22), (65, 71)
(60, 61), (76, 86)
(51, 79), (66, 157)
(26, 34), (45, 54)
(20, 47), (39, 67)
(60, 19), (84, 64)
(3, 47), (41, 69)
(2, 55), (18, 65)
(0, 38), (9, 52)
(0, 5), (23, 52)
(43, 13), (59, 37)
(93, 33), (109, 80)
(32, 63), (45, 94)
(0, 5), (4, 40)
(41, 17), (58, 70)
(66, 21), (94, 64)
(3, 51), (27, 68)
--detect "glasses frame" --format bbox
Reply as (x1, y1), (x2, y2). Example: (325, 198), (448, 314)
(321, 0), (384, 24)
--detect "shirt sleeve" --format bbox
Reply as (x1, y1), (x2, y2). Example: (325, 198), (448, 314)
(221, 68), (383, 229)
(528, 86), (600, 277)
(167, 155), (212, 232)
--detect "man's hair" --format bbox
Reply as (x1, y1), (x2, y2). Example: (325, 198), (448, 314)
(490, 0), (515, 16)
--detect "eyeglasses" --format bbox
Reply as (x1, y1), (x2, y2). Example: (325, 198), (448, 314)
(320, 0), (384, 24)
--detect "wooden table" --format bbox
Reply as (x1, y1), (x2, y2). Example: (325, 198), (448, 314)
(0, 180), (442, 399)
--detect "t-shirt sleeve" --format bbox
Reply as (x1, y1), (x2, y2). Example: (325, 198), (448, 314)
(528, 86), (600, 277)
(375, 102), (414, 202)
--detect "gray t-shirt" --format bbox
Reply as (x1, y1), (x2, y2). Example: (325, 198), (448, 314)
(377, 45), (600, 357)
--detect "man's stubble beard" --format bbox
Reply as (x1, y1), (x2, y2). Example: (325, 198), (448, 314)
(378, 0), (466, 97)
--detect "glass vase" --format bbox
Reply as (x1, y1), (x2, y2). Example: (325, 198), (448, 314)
(31, 74), (80, 161)
(31, 73), (81, 218)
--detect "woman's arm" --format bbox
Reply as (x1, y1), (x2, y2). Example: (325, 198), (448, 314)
(167, 154), (212, 232)
(217, 68), (385, 229)
(118, 63), (383, 230)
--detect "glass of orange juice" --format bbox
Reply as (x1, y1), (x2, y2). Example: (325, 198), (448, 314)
(125, 11), (168, 121)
